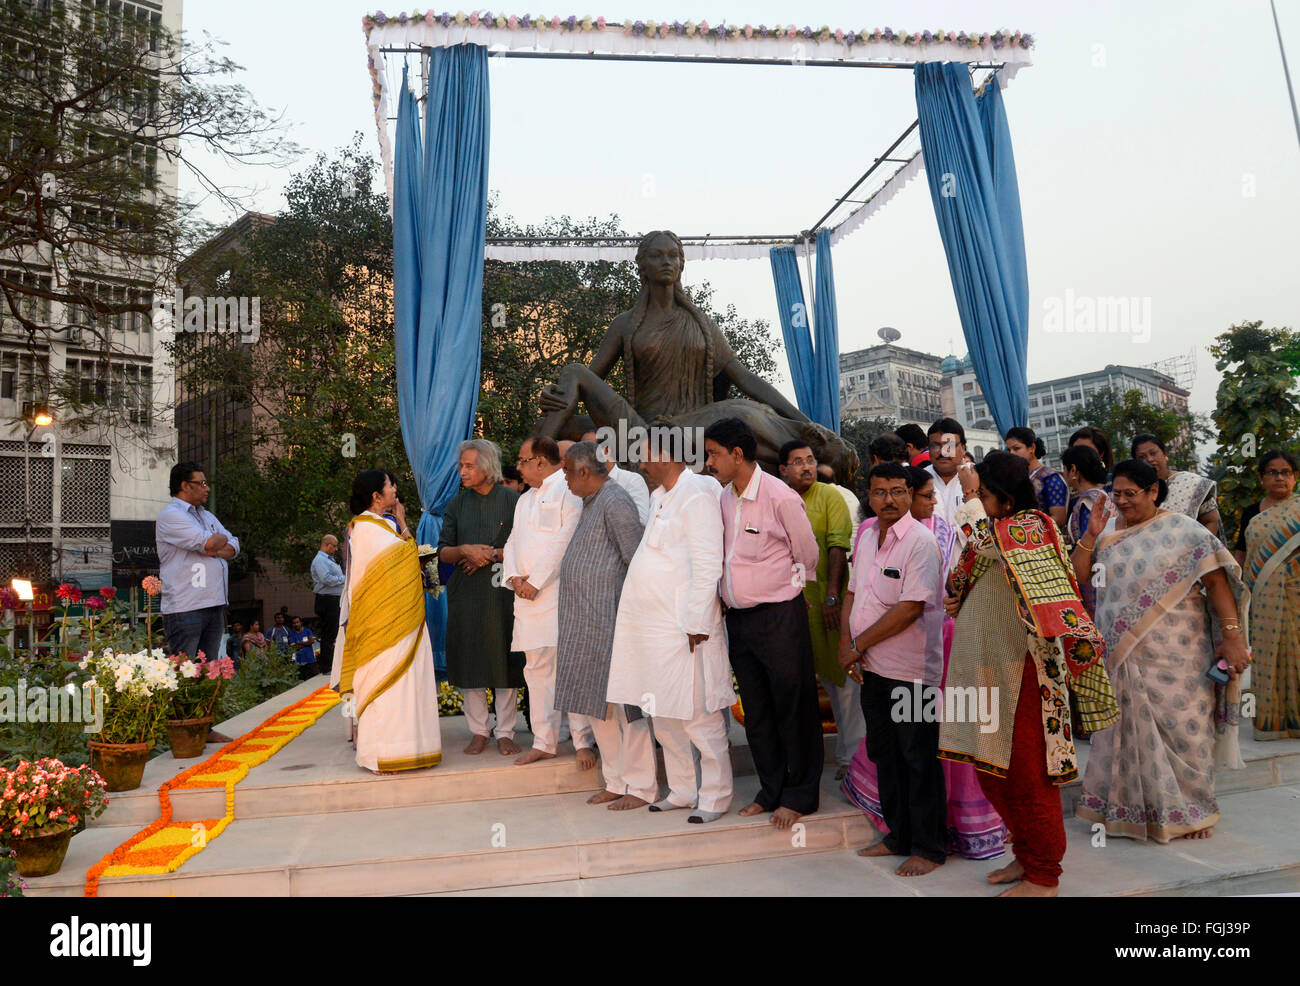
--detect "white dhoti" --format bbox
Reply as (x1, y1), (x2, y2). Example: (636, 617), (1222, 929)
(524, 646), (593, 753)
(462, 688), (520, 739)
(653, 649), (733, 813)
(586, 704), (657, 803)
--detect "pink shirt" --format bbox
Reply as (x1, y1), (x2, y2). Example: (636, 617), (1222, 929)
(848, 510), (944, 685)
(719, 467), (820, 609)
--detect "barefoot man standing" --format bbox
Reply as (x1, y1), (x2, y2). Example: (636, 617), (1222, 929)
(555, 442), (653, 808)
(503, 436), (595, 766)
(439, 440), (526, 757)
(704, 418), (823, 831)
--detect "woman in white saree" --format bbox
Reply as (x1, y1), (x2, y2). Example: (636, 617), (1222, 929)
(331, 470), (442, 774)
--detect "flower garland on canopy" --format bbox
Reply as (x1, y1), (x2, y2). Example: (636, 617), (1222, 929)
(83, 686), (339, 896)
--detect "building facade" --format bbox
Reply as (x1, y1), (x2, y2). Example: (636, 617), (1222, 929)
(839, 343), (944, 426)
(0, 0), (183, 599)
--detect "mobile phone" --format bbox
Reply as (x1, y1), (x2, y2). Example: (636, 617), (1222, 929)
(883, 567), (902, 580)
(1206, 658), (1230, 686)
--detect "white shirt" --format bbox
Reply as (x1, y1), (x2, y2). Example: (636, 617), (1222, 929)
(501, 467), (581, 650)
(607, 471), (731, 720)
(608, 464), (650, 525)
(155, 497), (240, 615)
(927, 465), (966, 540)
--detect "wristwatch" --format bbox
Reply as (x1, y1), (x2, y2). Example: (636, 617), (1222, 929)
(849, 632), (863, 656)
(824, 595), (839, 608)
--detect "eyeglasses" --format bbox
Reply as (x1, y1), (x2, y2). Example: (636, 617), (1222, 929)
(868, 488), (910, 500)
(1262, 469), (1295, 480)
(185, 479), (210, 488)
(516, 455), (541, 467)
(1110, 487), (1154, 502)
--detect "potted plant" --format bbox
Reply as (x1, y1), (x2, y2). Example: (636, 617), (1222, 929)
(165, 654), (235, 758)
(81, 647), (178, 791)
(1, 758), (108, 877)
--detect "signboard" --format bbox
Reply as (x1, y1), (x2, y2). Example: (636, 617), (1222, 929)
(111, 519), (160, 591)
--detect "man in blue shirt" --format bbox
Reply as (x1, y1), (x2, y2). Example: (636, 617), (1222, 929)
(288, 615), (318, 680)
(310, 534), (345, 676)
(155, 460), (240, 743)
(267, 611), (291, 656)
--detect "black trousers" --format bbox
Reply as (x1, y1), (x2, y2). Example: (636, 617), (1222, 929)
(314, 593), (340, 675)
(726, 594), (824, 814)
(860, 671), (948, 863)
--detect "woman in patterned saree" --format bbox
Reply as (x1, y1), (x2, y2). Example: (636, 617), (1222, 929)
(1005, 427), (1068, 532)
(1076, 460), (1248, 842)
(841, 466), (1009, 862)
(941, 453), (1118, 896)
(332, 470), (443, 774)
(1132, 433), (1222, 537)
(1236, 450), (1300, 740)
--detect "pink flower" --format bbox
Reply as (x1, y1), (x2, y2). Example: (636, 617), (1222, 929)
(596, 16), (605, 29)
(835, 29), (844, 42)
(98, 585), (117, 600)
(56, 583), (81, 604)
(507, 15), (516, 29)
(141, 576), (162, 597)
(551, 15), (560, 30)
(468, 12), (479, 27)
(84, 595), (106, 611)
(700, 20), (709, 33)
(743, 24), (752, 38)
(0, 587), (19, 611)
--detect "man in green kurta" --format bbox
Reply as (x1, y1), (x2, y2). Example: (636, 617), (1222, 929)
(439, 439), (526, 756)
(779, 439), (862, 778)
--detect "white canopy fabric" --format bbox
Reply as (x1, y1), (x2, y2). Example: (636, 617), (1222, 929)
(364, 18), (1032, 259)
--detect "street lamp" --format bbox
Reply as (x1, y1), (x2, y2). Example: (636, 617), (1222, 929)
(23, 404), (55, 583)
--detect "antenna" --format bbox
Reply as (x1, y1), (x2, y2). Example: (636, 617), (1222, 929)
(877, 326), (901, 344)
(1144, 349), (1197, 390)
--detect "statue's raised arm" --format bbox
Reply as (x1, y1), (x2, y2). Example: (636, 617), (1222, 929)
(538, 230), (857, 484)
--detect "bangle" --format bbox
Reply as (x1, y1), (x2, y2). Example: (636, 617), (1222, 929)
(1077, 539), (1095, 553)
(1222, 622), (1241, 631)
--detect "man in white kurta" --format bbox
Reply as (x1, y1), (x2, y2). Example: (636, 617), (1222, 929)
(331, 473), (441, 774)
(503, 436), (594, 765)
(608, 454), (734, 823)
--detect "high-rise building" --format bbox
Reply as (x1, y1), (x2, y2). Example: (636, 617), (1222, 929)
(0, 0), (183, 597)
(839, 341), (944, 426)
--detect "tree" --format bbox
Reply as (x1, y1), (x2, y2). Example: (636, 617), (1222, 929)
(176, 158), (783, 574)
(168, 138), (406, 577)
(1209, 320), (1300, 540)
(1, 0), (293, 431)
(1064, 387), (1212, 472)
(839, 415), (898, 495)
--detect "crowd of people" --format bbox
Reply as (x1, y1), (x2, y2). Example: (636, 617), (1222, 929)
(156, 410), (1300, 896)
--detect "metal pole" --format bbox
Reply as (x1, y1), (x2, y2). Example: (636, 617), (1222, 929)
(808, 120), (920, 232)
(1271, 0), (1300, 152)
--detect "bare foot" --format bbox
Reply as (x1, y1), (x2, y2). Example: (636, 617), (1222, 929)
(858, 842), (902, 858)
(464, 734), (489, 755)
(1182, 826), (1215, 840)
(771, 807), (803, 830)
(608, 794), (649, 811)
(496, 737), (521, 756)
(514, 748), (555, 765)
(998, 880), (1058, 897)
(587, 790), (621, 805)
(896, 855), (943, 877)
(986, 859), (1025, 885)
(834, 765), (848, 781)
(575, 747), (597, 770)
(737, 802), (767, 818)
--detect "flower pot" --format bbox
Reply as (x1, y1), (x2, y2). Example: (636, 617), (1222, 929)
(165, 716), (213, 759)
(12, 825), (74, 877)
(88, 740), (152, 792)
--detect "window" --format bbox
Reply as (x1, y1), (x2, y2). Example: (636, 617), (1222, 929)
(1055, 393), (1067, 404)
(1044, 416), (1056, 427)
(1070, 390), (1082, 401)
(1029, 398), (1039, 408)
(963, 382), (973, 393)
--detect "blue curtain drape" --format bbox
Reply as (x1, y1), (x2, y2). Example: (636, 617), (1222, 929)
(915, 62), (1029, 435)
(769, 232), (840, 432)
(393, 48), (491, 675)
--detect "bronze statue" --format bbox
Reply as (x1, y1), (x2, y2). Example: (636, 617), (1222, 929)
(539, 230), (858, 484)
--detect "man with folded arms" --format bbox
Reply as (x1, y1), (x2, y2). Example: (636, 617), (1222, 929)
(704, 418), (822, 830)
(608, 434), (734, 822)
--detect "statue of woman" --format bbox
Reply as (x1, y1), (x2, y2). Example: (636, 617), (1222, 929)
(538, 230), (856, 481)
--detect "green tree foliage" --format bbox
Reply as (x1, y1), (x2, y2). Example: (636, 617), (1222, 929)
(838, 415), (898, 495)
(1064, 387), (1212, 472)
(174, 152), (782, 575)
(1209, 320), (1300, 540)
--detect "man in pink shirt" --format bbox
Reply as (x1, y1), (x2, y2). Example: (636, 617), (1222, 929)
(704, 417), (823, 830)
(840, 461), (947, 877)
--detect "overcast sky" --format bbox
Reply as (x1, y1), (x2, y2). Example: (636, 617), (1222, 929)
(181, 0), (1300, 417)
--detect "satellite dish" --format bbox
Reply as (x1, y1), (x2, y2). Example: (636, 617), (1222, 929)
(878, 327), (901, 344)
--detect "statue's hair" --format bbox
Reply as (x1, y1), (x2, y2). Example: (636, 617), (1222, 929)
(624, 230), (716, 409)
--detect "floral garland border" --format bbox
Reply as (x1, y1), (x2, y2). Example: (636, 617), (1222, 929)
(83, 687), (339, 896)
